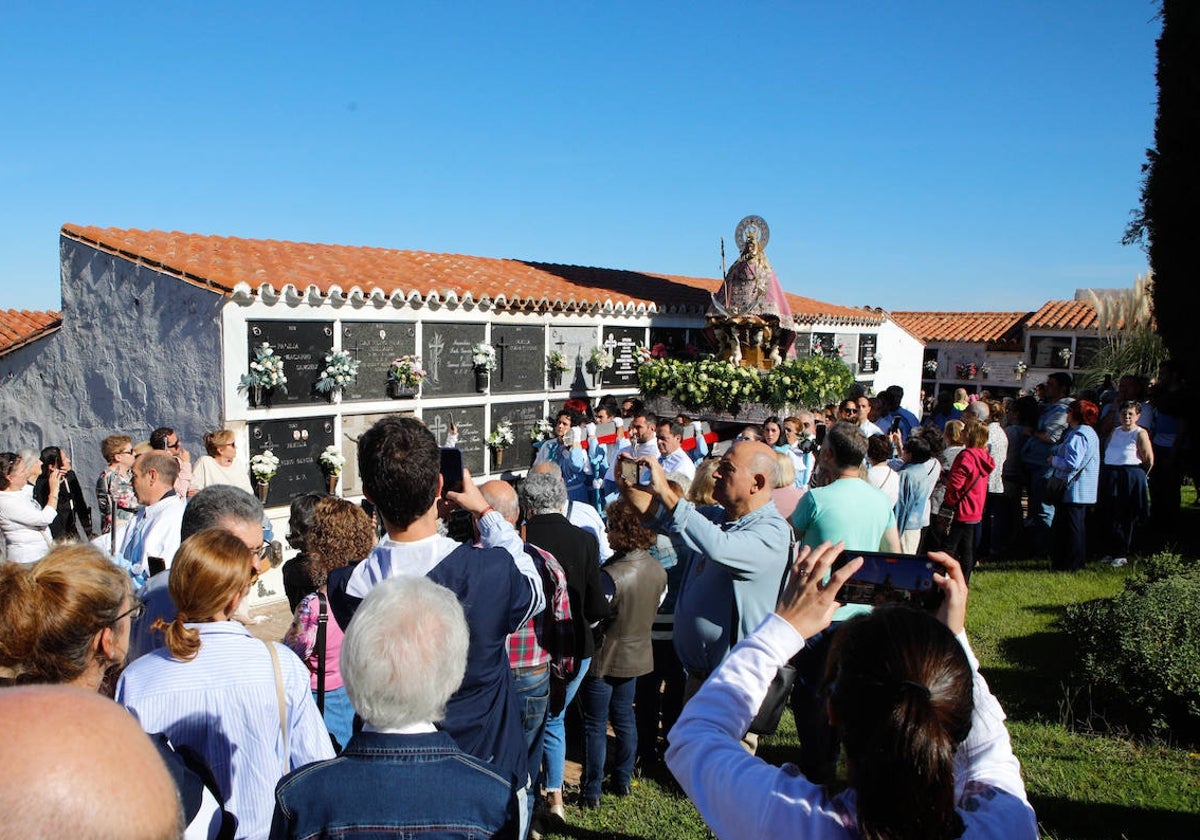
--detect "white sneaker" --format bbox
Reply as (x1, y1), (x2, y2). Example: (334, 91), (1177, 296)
(1110, 557), (1128, 568)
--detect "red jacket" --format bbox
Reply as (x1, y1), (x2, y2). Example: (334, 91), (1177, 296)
(943, 447), (995, 523)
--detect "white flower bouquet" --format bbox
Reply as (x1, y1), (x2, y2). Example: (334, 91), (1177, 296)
(530, 419), (554, 443)
(487, 421), (514, 450)
(472, 343), (497, 372)
(587, 346), (615, 372)
(319, 445), (345, 475)
(315, 350), (359, 394)
(239, 342), (288, 394)
(250, 450), (280, 483)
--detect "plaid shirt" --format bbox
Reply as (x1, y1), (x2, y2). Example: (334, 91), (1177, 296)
(506, 543), (575, 678)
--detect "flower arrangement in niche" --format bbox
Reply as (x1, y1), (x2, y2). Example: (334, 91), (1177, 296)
(1058, 347), (1073, 365)
(315, 350), (359, 395)
(587, 346), (615, 373)
(388, 355), (426, 389)
(955, 363), (979, 380)
(635, 345), (653, 364)
(472, 343), (497, 372)
(250, 450), (280, 484)
(488, 421), (515, 450)
(979, 364), (991, 379)
(1013, 359), (1028, 378)
(530, 419), (554, 443)
(546, 351), (571, 374)
(319, 445), (345, 476)
(923, 359), (939, 374)
(239, 342), (288, 398)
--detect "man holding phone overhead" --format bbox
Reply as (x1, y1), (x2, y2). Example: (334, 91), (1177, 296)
(617, 439), (790, 733)
(326, 416), (545, 834)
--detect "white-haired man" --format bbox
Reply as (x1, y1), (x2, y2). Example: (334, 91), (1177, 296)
(272, 576), (519, 838)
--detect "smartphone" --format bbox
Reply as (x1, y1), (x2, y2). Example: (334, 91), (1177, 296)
(439, 447), (464, 496)
(619, 459), (640, 485)
(890, 415), (903, 433)
(446, 508), (475, 543)
(830, 550), (945, 611)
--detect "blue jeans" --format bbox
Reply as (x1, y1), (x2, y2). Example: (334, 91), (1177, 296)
(580, 674), (637, 801)
(512, 665), (550, 827)
(313, 685), (354, 752)
(542, 657), (590, 791)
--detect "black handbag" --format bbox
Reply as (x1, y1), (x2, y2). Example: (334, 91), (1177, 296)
(1044, 476), (1068, 505)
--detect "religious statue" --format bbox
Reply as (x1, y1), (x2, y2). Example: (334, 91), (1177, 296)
(706, 216), (796, 368)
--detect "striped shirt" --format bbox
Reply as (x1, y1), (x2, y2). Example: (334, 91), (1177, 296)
(116, 622), (335, 840)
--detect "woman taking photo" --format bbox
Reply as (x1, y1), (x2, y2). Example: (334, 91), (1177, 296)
(117, 528), (334, 839)
(1049, 400), (1101, 572)
(1099, 400), (1154, 568)
(34, 446), (95, 541)
(0, 451), (61, 564)
(190, 429), (252, 496)
(666, 543), (1036, 840)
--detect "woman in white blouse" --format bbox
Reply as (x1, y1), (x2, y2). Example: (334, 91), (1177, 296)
(189, 429), (252, 496)
(0, 451), (62, 564)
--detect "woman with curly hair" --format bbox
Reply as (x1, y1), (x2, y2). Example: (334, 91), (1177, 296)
(284, 497), (378, 749)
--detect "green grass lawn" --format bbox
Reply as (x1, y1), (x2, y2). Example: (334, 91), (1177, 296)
(542, 503), (1200, 840)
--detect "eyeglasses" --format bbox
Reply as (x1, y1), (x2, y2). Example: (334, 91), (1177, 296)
(114, 599), (145, 623)
(167, 441), (180, 450)
(122, 449), (134, 455)
(841, 407), (858, 414)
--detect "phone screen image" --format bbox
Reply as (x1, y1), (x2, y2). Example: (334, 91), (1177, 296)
(619, 459), (639, 485)
(439, 447), (464, 496)
(830, 551), (944, 611)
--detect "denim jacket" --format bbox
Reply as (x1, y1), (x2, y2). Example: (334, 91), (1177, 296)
(271, 729), (518, 839)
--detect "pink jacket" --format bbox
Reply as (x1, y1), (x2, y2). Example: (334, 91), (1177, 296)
(943, 447), (995, 523)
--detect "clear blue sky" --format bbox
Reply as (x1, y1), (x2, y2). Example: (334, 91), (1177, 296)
(1, 1), (1159, 314)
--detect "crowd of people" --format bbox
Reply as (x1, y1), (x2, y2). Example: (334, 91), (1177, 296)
(8, 361), (1183, 837)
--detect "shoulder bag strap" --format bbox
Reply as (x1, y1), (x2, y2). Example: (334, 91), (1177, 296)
(263, 640), (290, 773)
(315, 592), (328, 715)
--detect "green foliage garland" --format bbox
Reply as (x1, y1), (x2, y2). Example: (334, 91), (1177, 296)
(637, 355), (853, 414)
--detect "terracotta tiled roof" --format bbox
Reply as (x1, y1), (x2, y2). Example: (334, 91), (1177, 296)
(60, 225), (880, 325)
(1025, 299), (1099, 331)
(889, 311), (1028, 350)
(0, 309), (61, 358)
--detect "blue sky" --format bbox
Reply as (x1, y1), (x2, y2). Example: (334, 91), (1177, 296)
(1, 2), (1159, 313)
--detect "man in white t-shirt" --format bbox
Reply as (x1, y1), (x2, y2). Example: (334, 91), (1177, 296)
(117, 451), (185, 585)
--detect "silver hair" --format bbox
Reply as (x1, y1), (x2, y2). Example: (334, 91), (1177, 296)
(529, 461), (564, 481)
(181, 485), (264, 541)
(341, 576), (469, 729)
(518, 471), (567, 515)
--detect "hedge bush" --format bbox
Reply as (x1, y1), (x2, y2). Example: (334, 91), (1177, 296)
(1062, 553), (1200, 744)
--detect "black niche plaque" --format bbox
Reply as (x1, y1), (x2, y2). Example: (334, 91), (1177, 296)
(249, 417), (335, 508)
(422, 323), (486, 397)
(858, 334), (878, 375)
(248, 321), (333, 406)
(426, 405), (486, 477)
(600, 326), (646, 389)
(492, 326), (546, 394)
(342, 322), (418, 402)
(491, 401), (545, 471)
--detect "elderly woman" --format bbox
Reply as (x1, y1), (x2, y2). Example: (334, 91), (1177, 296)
(97, 434), (139, 537)
(189, 429), (252, 496)
(580, 499), (667, 808)
(0, 452), (61, 564)
(1050, 400), (1101, 572)
(117, 529), (335, 838)
(285, 497), (378, 750)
